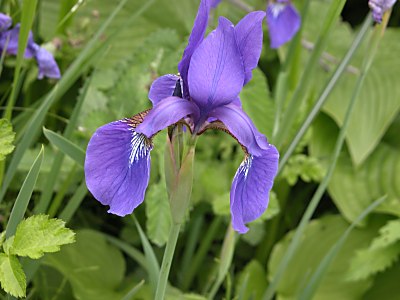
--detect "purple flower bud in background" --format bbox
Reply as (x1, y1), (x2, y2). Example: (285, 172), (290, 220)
(369, 0), (397, 23)
(0, 13), (61, 80)
(211, 0), (222, 8)
(0, 13), (11, 31)
(266, 0), (301, 48)
(85, 0), (279, 234)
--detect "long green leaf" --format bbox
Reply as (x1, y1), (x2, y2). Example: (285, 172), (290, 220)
(42, 128), (85, 167)
(0, 0), (156, 203)
(5, 146), (44, 239)
(133, 216), (160, 294)
(58, 180), (87, 223)
(299, 195), (387, 299)
(3, 0), (38, 120)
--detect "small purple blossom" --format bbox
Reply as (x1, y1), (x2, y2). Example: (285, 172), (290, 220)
(266, 0), (301, 48)
(0, 13), (60, 79)
(211, 0), (222, 8)
(85, 0), (279, 234)
(369, 0), (397, 23)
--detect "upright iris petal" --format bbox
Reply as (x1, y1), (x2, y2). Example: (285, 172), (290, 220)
(266, 0), (301, 49)
(188, 17), (244, 110)
(369, 0), (397, 23)
(85, 117), (153, 216)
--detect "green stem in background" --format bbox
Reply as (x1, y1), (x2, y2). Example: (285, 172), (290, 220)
(274, 0), (347, 149)
(263, 13), (389, 300)
(154, 222), (182, 300)
(278, 14), (373, 174)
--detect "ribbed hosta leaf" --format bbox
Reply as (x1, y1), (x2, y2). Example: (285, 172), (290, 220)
(303, 0), (400, 165)
(268, 215), (379, 300)
(310, 114), (400, 222)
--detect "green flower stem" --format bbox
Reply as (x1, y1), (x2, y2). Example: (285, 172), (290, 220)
(263, 13), (388, 300)
(154, 222), (182, 300)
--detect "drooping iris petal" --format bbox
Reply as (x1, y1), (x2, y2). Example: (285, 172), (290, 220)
(266, 0), (301, 49)
(148, 74), (180, 105)
(0, 13), (11, 31)
(1, 25), (37, 58)
(85, 119), (153, 216)
(35, 47), (61, 79)
(235, 11), (266, 85)
(369, 0), (397, 23)
(230, 145), (279, 234)
(209, 104), (269, 156)
(178, 0), (210, 98)
(188, 17), (244, 110)
(136, 96), (200, 138)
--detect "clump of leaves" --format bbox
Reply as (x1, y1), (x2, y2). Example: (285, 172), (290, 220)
(0, 119), (15, 162)
(0, 215), (75, 298)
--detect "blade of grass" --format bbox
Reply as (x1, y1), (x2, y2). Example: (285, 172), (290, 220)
(121, 280), (145, 300)
(35, 76), (91, 214)
(132, 216), (160, 294)
(3, 0), (38, 121)
(0, 0), (156, 202)
(299, 195), (387, 300)
(262, 13), (388, 300)
(104, 234), (147, 271)
(5, 146), (43, 238)
(278, 14), (373, 174)
(274, 0), (347, 148)
(43, 127), (85, 167)
(58, 179), (87, 223)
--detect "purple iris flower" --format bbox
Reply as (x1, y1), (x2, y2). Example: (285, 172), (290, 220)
(0, 13), (60, 79)
(266, 0), (301, 48)
(369, 0), (397, 23)
(211, 0), (222, 8)
(85, 0), (279, 234)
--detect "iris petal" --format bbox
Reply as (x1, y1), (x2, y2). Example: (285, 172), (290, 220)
(1, 25), (37, 58)
(148, 74), (180, 105)
(36, 47), (61, 79)
(85, 119), (153, 216)
(0, 13), (11, 31)
(266, 1), (301, 49)
(209, 104), (269, 156)
(235, 11), (266, 85)
(136, 96), (200, 138)
(178, 0), (211, 98)
(230, 145), (279, 233)
(188, 17), (244, 110)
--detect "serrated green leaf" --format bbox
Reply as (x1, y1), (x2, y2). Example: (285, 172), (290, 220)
(145, 182), (172, 247)
(0, 254), (26, 298)
(0, 119), (15, 161)
(281, 154), (324, 186)
(347, 243), (400, 281)
(10, 215), (75, 259)
(371, 219), (400, 249)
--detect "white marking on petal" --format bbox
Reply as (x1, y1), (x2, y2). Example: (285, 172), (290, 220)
(128, 131), (151, 165)
(270, 3), (286, 18)
(238, 155), (253, 179)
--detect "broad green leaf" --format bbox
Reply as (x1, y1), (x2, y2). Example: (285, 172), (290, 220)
(45, 229), (126, 300)
(10, 215), (75, 259)
(310, 114), (400, 222)
(0, 119), (15, 161)
(347, 243), (400, 281)
(0, 254), (26, 298)
(371, 219), (400, 249)
(33, 265), (73, 300)
(145, 182), (172, 247)
(303, 1), (400, 165)
(241, 68), (275, 138)
(236, 260), (267, 300)
(268, 215), (380, 300)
